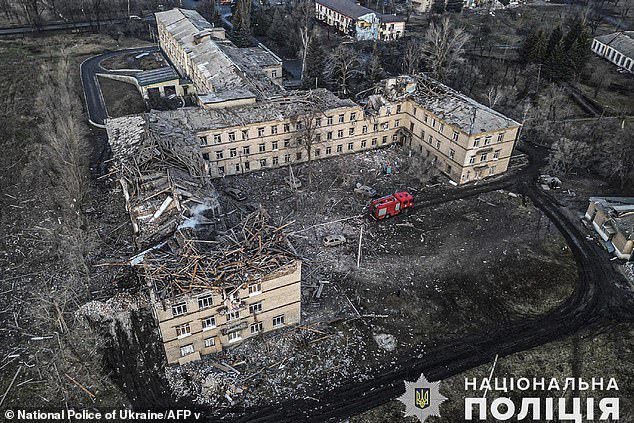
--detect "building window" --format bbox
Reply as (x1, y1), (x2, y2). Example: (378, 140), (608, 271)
(202, 316), (216, 330)
(493, 150), (500, 160)
(337, 129), (344, 138)
(250, 322), (263, 334)
(497, 133), (504, 142)
(349, 127), (355, 136)
(327, 116), (333, 125)
(382, 136), (387, 144)
(327, 131), (333, 140)
(431, 119), (436, 128)
(259, 143), (266, 152)
(284, 139), (290, 147)
(214, 134), (221, 143)
(474, 138), (481, 147)
(218, 165), (224, 175)
(272, 69), (277, 77)
(283, 123), (290, 132)
(469, 156), (475, 164)
(227, 310), (240, 322)
(260, 158), (267, 167)
(249, 302), (263, 314)
(235, 163), (240, 173)
(362, 125), (368, 134)
(452, 131), (459, 142)
(413, 107), (417, 115)
(243, 146), (250, 155)
(439, 123), (444, 133)
(382, 122), (389, 130)
(284, 154), (290, 163)
(336, 144), (343, 153)
(204, 337), (215, 348)
(272, 156), (279, 165)
(228, 132), (236, 142)
(180, 344), (194, 357)
(175, 322), (191, 338)
(394, 119), (400, 128)
(198, 295), (213, 309)
(484, 136), (492, 146)
(244, 161), (250, 170)
(230, 148), (237, 158)
(424, 114), (428, 123)
(315, 148), (321, 157)
(228, 331), (242, 343)
(338, 114), (345, 123)
(350, 112), (357, 121)
(315, 117), (322, 127)
(373, 123), (378, 132)
(361, 139), (367, 148)
(271, 125), (278, 135)
(296, 151), (302, 160)
(296, 121), (304, 130)
(199, 136), (208, 146)
(410, 122), (415, 132)
(241, 130), (248, 140)
(202, 153), (209, 161)
(371, 138), (377, 146)
(396, 104), (401, 113)
(435, 140), (441, 149)
(446, 163), (452, 173)
(216, 151), (224, 160)
(326, 146), (332, 155)
(272, 315), (285, 327)
(172, 303), (187, 316)
(480, 153), (488, 162)
(489, 166), (496, 175)
(348, 142), (354, 151)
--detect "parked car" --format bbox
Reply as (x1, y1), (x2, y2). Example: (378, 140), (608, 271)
(225, 187), (247, 201)
(323, 234), (346, 247)
(284, 176), (302, 189)
(354, 183), (377, 197)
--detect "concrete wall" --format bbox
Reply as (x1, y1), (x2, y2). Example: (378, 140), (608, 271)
(591, 39), (634, 72)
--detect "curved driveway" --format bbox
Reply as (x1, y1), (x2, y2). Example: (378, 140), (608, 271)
(80, 46), (158, 127)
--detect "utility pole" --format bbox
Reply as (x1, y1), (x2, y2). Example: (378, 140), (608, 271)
(127, 0), (131, 16)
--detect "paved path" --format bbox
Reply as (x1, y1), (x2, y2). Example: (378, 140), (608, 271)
(80, 46), (158, 128)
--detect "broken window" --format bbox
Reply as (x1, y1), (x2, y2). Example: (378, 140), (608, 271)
(327, 131), (333, 140)
(241, 130), (248, 140)
(493, 150), (500, 160)
(228, 331), (241, 342)
(315, 148), (321, 157)
(349, 127), (355, 136)
(284, 139), (290, 147)
(432, 119), (436, 128)
(413, 107), (417, 115)
(362, 125), (368, 134)
(216, 151), (224, 160)
(469, 156), (475, 164)
(260, 158), (267, 167)
(272, 156), (279, 165)
(348, 142), (354, 151)
(395, 119), (400, 128)
(424, 114), (428, 123)
(373, 123), (378, 132)
(396, 104), (402, 113)
(284, 154), (290, 163)
(337, 130), (344, 138)
(202, 153), (209, 161)
(258, 143), (266, 152)
(489, 166), (496, 175)
(480, 153), (488, 162)
(199, 136), (208, 146)
(382, 122), (389, 130)
(243, 146), (250, 155)
(227, 310), (240, 321)
(497, 133), (504, 142)
(250, 322), (263, 334)
(180, 344), (194, 357)
(198, 295), (213, 309)
(204, 337), (215, 348)
(272, 69), (277, 78)
(315, 117), (322, 127)
(296, 152), (302, 160)
(229, 132), (236, 142)
(474, 138), (481, 147)
(436, 140), (441, 149)
(336, 144), (343, 153)
(453, 131), (459, 142)
(202, 316), (216, 330)
(272, 315), (285, 328)
(272, 141), (278, 150)
(484, 136), (492, 146)
(350, 112), (357, 121)
(175, 322), (191, 338)
(439, 123), (444, 133)
(326, 146), (332, 155)
(258, 127), (265, 137)
(371, 138), (377, 146)
(271, 125), (278, 135)
(283, 123), (290, 132)
(214, 134), (222, 143)
(249, 302), (263, 314)
(449, 149), (455, 159)
(172, 303), (187, 316)
(338, 114), (345, 123)
(244, 161), (250, 170)
(361, 140), (367, 148)
(235, 163), (240, 172)
(327, 116), (333, 125)
(410, 122), (414, 132)
(382, 136), (387, 144)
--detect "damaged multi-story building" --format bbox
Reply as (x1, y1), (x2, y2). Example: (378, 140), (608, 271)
(105, 8), (522, 365)
(107, 115), (301, 365)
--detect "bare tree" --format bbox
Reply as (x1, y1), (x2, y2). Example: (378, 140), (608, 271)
(422, 16), (471, 82)
(323, 45), (361, 95)
(291, 108), (325, 185)
(403, 37), (423, 74)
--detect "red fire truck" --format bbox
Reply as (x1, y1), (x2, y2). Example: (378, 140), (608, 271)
(369, 191), (414, 220)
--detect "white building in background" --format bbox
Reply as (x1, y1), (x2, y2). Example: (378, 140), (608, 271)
(315, 0), (405, 41)
(591, 31), (634, 73)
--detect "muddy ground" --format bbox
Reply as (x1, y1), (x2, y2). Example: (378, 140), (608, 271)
(98, 75), (146, 118)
